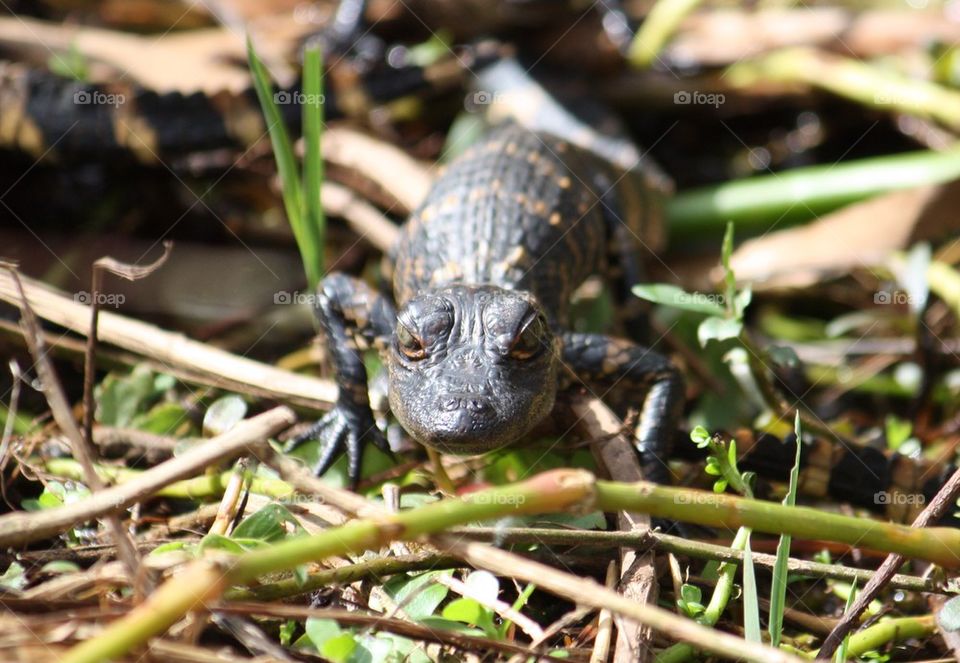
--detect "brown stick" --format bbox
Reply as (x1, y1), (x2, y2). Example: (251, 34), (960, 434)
(0, 269), (338, 407)
(575, 397), (658, 663)
(817, 464), (960, 659)
(0, 407), (295, 548)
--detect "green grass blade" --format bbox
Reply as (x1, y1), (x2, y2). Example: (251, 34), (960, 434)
(742, 536), (761, 643)
(667, 146), (960, 238)
(301, 43), (326, 285)
(246, 35), (318, 287)
(835, 579), (857, 662)
(768, 412), (803, 647)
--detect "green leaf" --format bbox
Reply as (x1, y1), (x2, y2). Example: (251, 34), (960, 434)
(40, 560), (81, 575)
(246, 35), (316, 286)
(712, 479), (728, 493)
(301, 43), (326, 283)
(96, 365), (167, 427)
(48, 43), (88, 81)
(417, 616), (486, 636)
(385, 570), (451, 620)
(364, 633), (431, 663)
(939, 596), (960, 631)
(721, 221), (737, 310)
(0, 562), (27, 592)
(835, 580), (857, 663)
(203, 395), (248, 437)
(767, 345), (800, 368)
(733, 285), (752, 318)
(768, 413), (802, 647)
(884, 415), (913, 451)
(442, 597), (488, 625)
(742, 538), (761, 643)
(279, 620), (298, 648)
(321, 632), (358, 663)
(133, 402), (189, 435)
(697, 316), (742, 347)
(198, 534), (246, 555)
(680, 584), (702, 605)
(304, 618), (357, 663)
(149, 541), (191, 556)
(690, 425), (711, 447)
(232, 503), (303, 542)
(632, 284), (725, 315)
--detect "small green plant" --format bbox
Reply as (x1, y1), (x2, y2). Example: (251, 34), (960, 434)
(690, 425), (754, 497)
(291, 570), (547, 662)
(676, 583), (706, 619)
(247, 38), (326, 288)
(633, 222), (749, 347)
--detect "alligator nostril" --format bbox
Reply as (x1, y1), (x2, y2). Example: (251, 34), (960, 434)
(441, 398), (461, 411)
(467, 399), (490, 413)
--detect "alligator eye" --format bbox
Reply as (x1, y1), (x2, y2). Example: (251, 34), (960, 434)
(396, 323), (426, 360)
(509, 315), (548, 360)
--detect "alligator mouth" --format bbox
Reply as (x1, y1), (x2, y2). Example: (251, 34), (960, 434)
(439, 393), (494, 413)
(422, 401), (514, 454)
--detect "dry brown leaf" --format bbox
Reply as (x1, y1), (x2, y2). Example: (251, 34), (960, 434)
(725, 180), (960, 289)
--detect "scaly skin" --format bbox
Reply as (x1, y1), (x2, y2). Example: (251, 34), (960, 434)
(288, 122), (683, 486)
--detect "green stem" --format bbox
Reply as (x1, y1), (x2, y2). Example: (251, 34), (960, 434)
(729, 48), (960, 131)
(61, 469), (595, 663)
(44, 457), (294, 501)
(594, 481), (960, 569)
(667, 147), (960, 237)
(628, 0), (705, 68)
(226, 553), (459, 602)
(802, 615), (936, 660)
(656, 527), (751, 663)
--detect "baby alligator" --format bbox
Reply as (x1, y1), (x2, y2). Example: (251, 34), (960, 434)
(290, 122), (684, 485)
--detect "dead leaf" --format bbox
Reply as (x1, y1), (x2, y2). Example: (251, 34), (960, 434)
(725, 180), (960, 289)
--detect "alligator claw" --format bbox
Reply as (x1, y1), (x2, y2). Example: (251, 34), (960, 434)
(285, 402), (389, 488)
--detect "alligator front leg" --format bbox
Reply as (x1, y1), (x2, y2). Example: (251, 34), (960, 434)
(285, 272), (396, 486)
(560, 332), (684, 483)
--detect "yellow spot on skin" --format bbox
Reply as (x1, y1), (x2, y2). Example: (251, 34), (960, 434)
(526, 151), (540, 164)
(549, 212), (562, 226)
(505, 142), (518, 155)
(430, 261), (463, 285)
(558, 176), (572, 189)
(533, 200), (547, 215)
(555, 142), (569, 153)
(469, 188), (484, 201)
(505, 246), (526, 266)
(515, 193), (527, 206)
(491, 179), (502, 191)
(420, 205), (435, 222)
